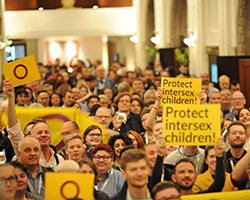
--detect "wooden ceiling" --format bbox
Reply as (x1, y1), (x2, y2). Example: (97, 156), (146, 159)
(5, 0), (132, 10)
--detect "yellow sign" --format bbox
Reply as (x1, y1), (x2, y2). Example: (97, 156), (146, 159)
(45, 172), (94, 200)
(182, 190), (250, 200)
(1, 107), (108, 151)
(162, 104), (221, 145)
(161, 78), (201, 105)
(2, 55), (41, 87)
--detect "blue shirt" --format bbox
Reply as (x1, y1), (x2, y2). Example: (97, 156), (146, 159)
(97, 168), (125, 197)
(27, 164), (45, 198)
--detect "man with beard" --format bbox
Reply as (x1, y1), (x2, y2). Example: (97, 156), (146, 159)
(171, 136), (225, 196)
(224, 121), (247, 173)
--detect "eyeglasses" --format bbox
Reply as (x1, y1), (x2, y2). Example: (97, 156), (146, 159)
(96, 115), (110, 119)
(119, 100), (130, 103)
(0, 176), (17, 184)
(88, 133), (102, 137)
(232, 97), (245, 101)
(93, 155), (112, 161)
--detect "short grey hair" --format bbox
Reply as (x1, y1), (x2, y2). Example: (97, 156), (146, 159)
(117, 81), (130, 91)
(55, 160), (80, 172)
(64, 133), (83, 148)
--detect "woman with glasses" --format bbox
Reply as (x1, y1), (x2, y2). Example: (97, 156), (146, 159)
(92, 143), (125, 197)
(78, 158), (110, 200)
(9, 161), (43, 200)
(108, 134), (132, 171)
(83, 125), (103, 159)
(0, 164), (17, 200)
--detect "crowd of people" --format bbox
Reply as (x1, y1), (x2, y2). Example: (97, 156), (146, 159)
(0, 58), (249, 200)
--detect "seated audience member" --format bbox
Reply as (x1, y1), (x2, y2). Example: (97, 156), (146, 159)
(108, 134), (132, 171)
(17, 137), (46, 198)
(78, 158), (111, 200)
(130, 98), (144, 114)
(15, 89), (28, 106)
(193, 146), (237, 193)
(55, 160), (79, 173)
(140, 107), (154, 144)
(9, 161), (43, 200)
(112, 149), (152, 200)
(64, 133), (88, 162)
(127, 130), (145, 150)
(230, 80), (241, 93)
(224, 121), (247, 173)
(49, 92), (62, 107)
(62, 90), (75, 107)
(36, 90), (49, 107)
(92, 143), (125, 197)
(144, 89), (156, 104)
(111, 93), (144, 134)
(218, 75), (230, 90)
(0, 164), (17, 200)
(171, 137), (226, 196)
(151, 181), (181, 200)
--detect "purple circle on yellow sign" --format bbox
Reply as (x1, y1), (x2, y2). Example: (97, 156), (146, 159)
(14, 64), (28, 79)
(60, 181), (80, 199)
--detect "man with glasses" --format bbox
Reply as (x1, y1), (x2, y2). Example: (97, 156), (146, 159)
(92, 143), (125, 197)
(232, 91), (246, 119)
(0, 164), (17, 200)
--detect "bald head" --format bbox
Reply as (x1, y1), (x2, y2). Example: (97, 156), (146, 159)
(232, 91), (246, 112)
(18, 137), (41, 152)
(95, 107), (112, 128)
(61, 121), (80, 140)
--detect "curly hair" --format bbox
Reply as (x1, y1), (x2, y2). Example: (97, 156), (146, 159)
(108, 134), (132, 158)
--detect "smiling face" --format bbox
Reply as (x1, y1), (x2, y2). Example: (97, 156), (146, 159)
(14, 167), (28, 192)
(113, 139), (126, 158)
(66, 138), (84, 162)
(220, 90), (232, 105)
(85, 129), (102, 147)
(128, 134), (138, 148)
(93, 150), (113, 175)
(32, 122), (51, 148)
(172, 162), (197, 190)
(118, 95), (131, 113)
(51, 94), (61, 107)
(145, 143), (158, 169)
(239, 109), (250, 126)
(232, 91), (246, 111)
(122, 159), (149, 188)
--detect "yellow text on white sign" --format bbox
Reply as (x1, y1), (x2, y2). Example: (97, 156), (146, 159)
(45, 172), (94, 200)
(162, 104), (221, 146)
(161, 78), (201, 105)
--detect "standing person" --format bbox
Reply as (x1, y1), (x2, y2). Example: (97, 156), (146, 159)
(9, 161), (43, 200)
(108, 134), (132, 171)
(92, 143), (125, 197)
(0, 164), (17, 200)
(78, 158), (111, 200)
(127, 130), (145, 150)
(112, 149), (152, 200)
(193, 146), (237, 193)
(224, 121), (247, 173)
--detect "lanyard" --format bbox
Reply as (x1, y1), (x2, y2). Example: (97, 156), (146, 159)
(230, 160), (235, 171)
(126, 188), (151, 200)
(115, 160), (122, 171)
(101, 168), (114, 191)
(28, 175), (42, 195)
